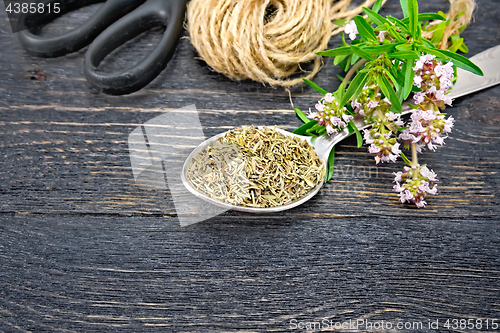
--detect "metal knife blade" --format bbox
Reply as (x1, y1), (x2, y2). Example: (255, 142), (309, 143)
(450, 44), (500, 99)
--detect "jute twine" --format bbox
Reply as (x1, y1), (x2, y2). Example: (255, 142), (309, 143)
(187, 0), (475, 87)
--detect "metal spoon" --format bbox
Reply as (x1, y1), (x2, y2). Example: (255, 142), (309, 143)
(181, 44), (500, 213)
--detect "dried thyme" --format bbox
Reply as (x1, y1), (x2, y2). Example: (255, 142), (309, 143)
(186, 126), (325, 208)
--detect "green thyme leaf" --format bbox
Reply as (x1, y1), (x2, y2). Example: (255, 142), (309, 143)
(394, 68), (406, 87)
(386, 16), (410, 34)
(317, 46), (353, 57)
(353, 16), (377, 41)
(342, 54), (352, 72)
(440, 49), (484, 76)
(408, 0), (418, 37)
(333, 19), (347, 26)
(348, 120), (363, 148)
(400, 0), (409, 18)
(459, 41), (469, 53)
(415, 23), (422, 39)
(420, 46), (446, 60)
(340, 72), (369, 106)
(362, 43), (399, 55)
(418, 13), (446, 21)
(377, 75), (402, 112)
(353, 73), (370, 102)
(341, 31), (349, 47)
(388, 26), (406, 42)
(334, 54), (348, 65)
(448, 37), (464, 53)
(293, 120), (318, 135)
(430, 22), (446, 43)
(294, 108), (311, 124)
(351, 45), (372, 60)
(396, 51), (417, 63)
(395, 44), (412, 51)
(403, 57), (415, 100)
(421, 38), (437, 49)
(325, 146), (335, 183)
(363, 7), (388, 26)
(312, 124), (326, 132)
(350, 54), (361, 65)
(346, 124), (354, 134)
(372, 0), (384, 14)
(402, 13), (446, 24)
(302, 78), (329, 95)
(381, 67), (398, 87)
(400, 152), (412, 165)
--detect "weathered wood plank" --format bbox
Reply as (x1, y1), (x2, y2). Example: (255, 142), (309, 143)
(0, 0), (499, 331)
(1, 214), (499, 332)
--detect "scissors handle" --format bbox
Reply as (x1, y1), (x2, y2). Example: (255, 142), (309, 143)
(17, 0), (145, 58)
(84, 0), (187, 95)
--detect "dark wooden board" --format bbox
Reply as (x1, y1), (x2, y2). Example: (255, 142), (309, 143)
(1, 214), (499, 332)
(0, 0), (499, 331)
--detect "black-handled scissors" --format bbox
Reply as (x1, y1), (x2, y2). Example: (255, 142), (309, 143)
(17, 0), (187, 95)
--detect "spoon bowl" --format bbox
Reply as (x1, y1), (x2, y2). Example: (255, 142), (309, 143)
(180, 126), (349, 213)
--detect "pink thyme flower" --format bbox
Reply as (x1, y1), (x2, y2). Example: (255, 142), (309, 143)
(413, 91), (425, 104)
(351, 88), (391, 122)
(419, 165), (438, 182)
(399, 108), (454, 151)
(413, 75), (423, 88)
(367, 100), (379, 109)
(412, 54), (454, 110)
(413, 54), (435, 71)
(344, 20), (358, 40)
(363, 129), (401, 164)
(392, 164), (438, 208)
(351, 99), (363, 115)
(323, 93), (335, 104)
(308, 94), (351, 135)
(436, 89), (453, 106)
(378, 31), (386, 42)
(363, 129), (374, 144)
(385, 112), (404, 127)
(306, 108), (317, 119)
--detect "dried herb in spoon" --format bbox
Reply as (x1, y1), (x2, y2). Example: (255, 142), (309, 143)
(186, 126), (325, 208)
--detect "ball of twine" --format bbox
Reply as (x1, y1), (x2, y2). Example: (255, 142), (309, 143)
(187, 0), (380, 87)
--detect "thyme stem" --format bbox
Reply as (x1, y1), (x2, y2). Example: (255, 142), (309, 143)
(411, 142), (418, 179)
(344, 59), (368, 85)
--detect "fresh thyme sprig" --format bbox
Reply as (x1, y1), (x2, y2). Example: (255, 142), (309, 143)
(294, 0), (483, 208)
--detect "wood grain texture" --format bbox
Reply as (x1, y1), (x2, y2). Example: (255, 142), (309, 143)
(0, 0), (499, 331)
